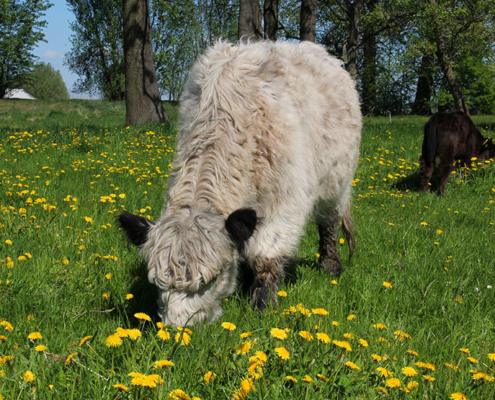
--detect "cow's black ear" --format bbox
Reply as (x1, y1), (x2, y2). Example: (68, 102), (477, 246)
(225, 208), (257, 251)
(118, 212), (155, 247)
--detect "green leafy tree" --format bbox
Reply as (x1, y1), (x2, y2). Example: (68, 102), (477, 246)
(23, 62), (69, 99)
(0, 0), (52, 98)
(65, 0), (125, 100)
(151, 0), (239, 101)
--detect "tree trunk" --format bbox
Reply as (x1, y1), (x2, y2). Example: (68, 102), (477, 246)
(300, 0), (317, 42)
(123, 0), (168, 125)
(427, 0), (469, 115)
(361, 0), (378, 115)
(264, 0), (278, 40)
(343, 0), (364, 81)
(412, 55), (433, 115)
(238, 0), (262, 42)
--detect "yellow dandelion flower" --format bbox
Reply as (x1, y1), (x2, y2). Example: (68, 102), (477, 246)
(284, 376), (297, 382)
(311, 308), (328, 315)
(134, 312), (151, 322)
(488, 353), (495, 361)
(254, 351), (267, 363)
(347, 314), (356, 320)
(157, 322), (166, 329)
(459, 348), (470, 355)
(277, 290), (287, 297)
(317, 374), (329, 382)
(105, 334), (123, 347)
(383, 281), (393, 289)
(103, 293), (110, 299)
(420, 222), (428, 226)
(275, 347), (290, 360)
(23, 371), (36, 382)
(358, 339), (369, 347)
(154, 359), (174, 369)
(415, 361), (426, 368)
(141, 374), (164, 388)
(407, 350), (418, 356)
(83, 216), (93, 224)
(316, 332), (331, 343)
(436, 229), (443, 234)
(373, 323), (387, 330)
(126, 294), (134, 300)
(406, 381), (419, 390)
(127, 329), (142, 340)
(0, 336), (6, 342)
(299, 331), (313, 341)
(176, 327), (193, 334)
(157, 329), (170, 341)
(113, 383), (130, 392)
(270, 328), (288, 340)
(302, 375), (313, 382)
(467, 356), (478, 364)
(332, 320), (339, 326)
(236, 341), (252, 355)
(402, 367), (417, 376)
(372, 354), (382, 362)
(450, 393), (467, 400)
(346, 361), (360, 370)
(424, 362), (436, 371)
(0, 321), (14, 331)
(174, 332), (191, 345)
(5, 240), (12, 245)
(333, 340), (352, 352)
(28, 331), (42, 340)
(65, 353), (77, 365)
(376, 367), (393, 378)
(377, 387), (388, 394)
(204, 371), (216, 384)
(221, 322), (236, 331)
(79, 335), (93, 346)
(331, 280), (337, 285)
(472, 371), (491, 381)
(240, 332), (252, 339)
(241, 378), (254, 394)
(34, 345), (46, 352)
(385, 377), (401, 388)
(423, 375), (435, 381)
(105, 273), (112, 280)
(114, 328), (129, 338)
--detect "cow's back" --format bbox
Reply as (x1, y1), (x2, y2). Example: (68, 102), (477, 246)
(175, 41), (361, 216)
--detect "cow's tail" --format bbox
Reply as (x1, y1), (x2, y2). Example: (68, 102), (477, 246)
(421, 119), (436, 166)
(341, 202), (355, 262)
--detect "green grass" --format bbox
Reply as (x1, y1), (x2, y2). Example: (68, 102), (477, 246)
(1, 102), (495, 399)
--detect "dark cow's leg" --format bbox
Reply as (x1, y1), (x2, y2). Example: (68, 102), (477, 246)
(251, 257), (285, 310)
(419, 156), (435, 192)
(317, 218), (342, 276)
(436, 157), (455, 196)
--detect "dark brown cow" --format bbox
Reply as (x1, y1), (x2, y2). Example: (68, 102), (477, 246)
(420, 111), (495, 195)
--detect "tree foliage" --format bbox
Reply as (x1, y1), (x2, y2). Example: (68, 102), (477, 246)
(65, 0), (124, 100)
(23, 62), (69, 99)
(0, 0), (51, 98)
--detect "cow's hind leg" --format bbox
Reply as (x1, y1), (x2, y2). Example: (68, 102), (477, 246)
(419, 156), (434, 192)
(317, 216), (343, 276)
(251, 256), (285, 310)
(436, 156), (455, 196)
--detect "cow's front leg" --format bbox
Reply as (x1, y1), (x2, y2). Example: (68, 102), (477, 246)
(318, 220), (342, 276)
(251, 257), (285, 310)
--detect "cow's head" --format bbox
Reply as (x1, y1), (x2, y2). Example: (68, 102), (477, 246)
(118, 208), (256, 326)
(479, 138), (495, 160)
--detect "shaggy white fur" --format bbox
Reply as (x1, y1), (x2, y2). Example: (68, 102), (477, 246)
(137, 40), (361, 326)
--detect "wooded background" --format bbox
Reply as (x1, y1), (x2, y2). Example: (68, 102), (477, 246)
(2, 0), (495, 117)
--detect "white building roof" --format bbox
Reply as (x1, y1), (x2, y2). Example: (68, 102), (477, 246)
(4, 89), (36, 99)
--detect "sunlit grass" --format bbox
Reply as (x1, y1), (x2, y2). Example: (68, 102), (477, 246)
(1, 104), (494, 399)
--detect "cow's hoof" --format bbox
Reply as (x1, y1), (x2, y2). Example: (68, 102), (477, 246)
(251, 287), (276, 311)
(319, 257), (342, 277)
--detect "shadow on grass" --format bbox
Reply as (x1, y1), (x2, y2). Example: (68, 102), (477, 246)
(391, 169), (436, 193)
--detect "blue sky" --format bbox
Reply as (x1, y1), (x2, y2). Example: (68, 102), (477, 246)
(32, 0), (80, 98)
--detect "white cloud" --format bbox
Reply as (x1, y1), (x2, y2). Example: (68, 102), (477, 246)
(43, 50), (64, 60)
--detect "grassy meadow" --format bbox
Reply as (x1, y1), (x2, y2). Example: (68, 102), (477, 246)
(1, 99), (495, 399)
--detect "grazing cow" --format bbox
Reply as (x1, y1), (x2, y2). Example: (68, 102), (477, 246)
(420, 111), (495, 195)
(118, 41), (362, 326)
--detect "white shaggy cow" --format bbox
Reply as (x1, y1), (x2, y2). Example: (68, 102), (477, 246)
(119, 40), (361, 327)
